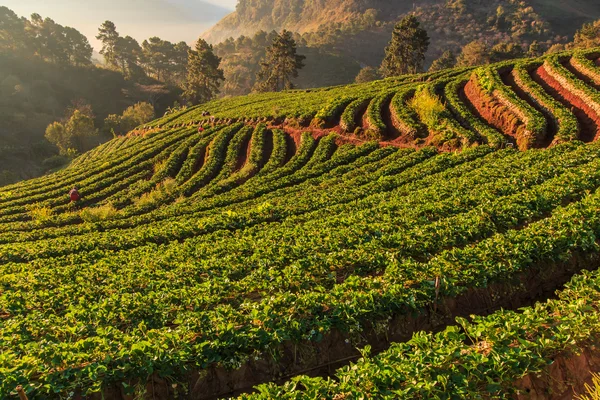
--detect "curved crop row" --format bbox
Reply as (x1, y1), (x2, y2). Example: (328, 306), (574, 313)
(512, 62), (579, 143)
(444, 78), (505, 148)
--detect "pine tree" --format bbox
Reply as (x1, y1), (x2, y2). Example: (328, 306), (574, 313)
(184, 38), (224, 105)
(96, 21), (120, 68)
(380, 15), (430, 78)
(253, 30), (306, 93)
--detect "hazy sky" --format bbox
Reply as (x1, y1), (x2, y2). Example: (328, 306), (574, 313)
(4, 0), (238, 52)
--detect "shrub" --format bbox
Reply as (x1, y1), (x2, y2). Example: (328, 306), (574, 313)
(27, 203), (53, 222)
(134, 178), (177, 207)
(80, 203), (119, 222)
(408, 86), (446, 128)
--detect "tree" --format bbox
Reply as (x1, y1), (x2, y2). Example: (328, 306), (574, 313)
(184, 38), (225, 104)
(429, 50), (456, 72)
(380, 15), (430, 77)
(122, 102), (155, 129)
(141, 37), (190, 84)
(45, 121), (70, 155)
(253, 30), (306, 93)
(0, 6), (28, 53)
(115, 35), (143, 78)
(527, 40), (543, 58)
(63, 26), (93, 66)
(355, 67), (381, 83)
(104, 102), (156, 136)
(66, 110), (97, 151)
(490, 42), (524, 62)
(573, 19), (600, 49)
(45, 109), (98, 155)
(457, 40), (490, 67)
(546, 43), (566, 54)
(96, 21), (120, 68)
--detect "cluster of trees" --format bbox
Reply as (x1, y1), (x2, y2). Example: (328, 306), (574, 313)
(0, 6), (92, 66)
(182, 30), (306, 103)
(103, 102), (155, 137)
(354, 14), (600, 82)
(45, 107), (98, 156)
(96, 21), (190, 85)
(45, 101), (156, 156)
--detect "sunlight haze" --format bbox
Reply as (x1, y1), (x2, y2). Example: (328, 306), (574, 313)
(3, 0), (237, 52)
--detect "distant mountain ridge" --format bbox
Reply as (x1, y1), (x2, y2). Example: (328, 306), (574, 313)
(202, 0), (600, 45)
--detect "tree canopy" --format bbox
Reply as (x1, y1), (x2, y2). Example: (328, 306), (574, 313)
(0, 6), (92, 66)
(380, 15), (430, 77)
(253, 30), (306, 93)
(184, 38), (225, 105)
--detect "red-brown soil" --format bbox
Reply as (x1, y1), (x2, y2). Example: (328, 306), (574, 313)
(531, 65), (600, 143)
(463, 79), (519, 146)
(515, 347), (600, 400)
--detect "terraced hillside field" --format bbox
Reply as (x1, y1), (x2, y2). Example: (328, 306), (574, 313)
(2, 48), (600, 399)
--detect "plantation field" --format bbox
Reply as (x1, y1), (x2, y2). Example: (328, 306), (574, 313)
(2, 48), (600, 399)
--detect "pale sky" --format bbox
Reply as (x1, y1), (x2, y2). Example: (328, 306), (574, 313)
(3, 0), (238, 51)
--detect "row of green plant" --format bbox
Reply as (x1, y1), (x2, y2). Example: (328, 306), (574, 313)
(0, 128), (196, 222)
(2, 143), (599, 396)
(390, 87), (426, 139)
(242, 265), (600, 399)
(512, 61), (579, 143)
(443, 77), (506, 148)
(474, 65), (547, 150)
(340, 97), (371, 133)
(255, 129), (288, 177)
(364, 91), (394, 139)
(544, 55), (600, 121)
(570, 50), (600, 86)
(0, 142), (592, 267)
(0, 127), (188, 210)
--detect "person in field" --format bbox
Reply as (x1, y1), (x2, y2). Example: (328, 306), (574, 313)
(69, 187), (81, 202)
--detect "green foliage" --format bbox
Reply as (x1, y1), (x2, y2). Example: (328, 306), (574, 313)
(380, 15), (430, 77)
(355, 67), (382, 83)
(429, 50), (456, 72)
(26, 203), (53, 222)
(457, 40), (491, 67)
(184, 38), (225, 105)
(96, 21), (144, 78)
(80, 203), (119, 222)
(0, 6), (92, 66)
(573, 19), (600, 49)
(408, 86), (446, 128)
(141, 37), (190, 85)
(254, 30), (306, 93)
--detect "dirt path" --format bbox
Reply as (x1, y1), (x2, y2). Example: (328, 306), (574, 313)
(261, 129), (274, 168)
(235, 132), (253, 171)
(531, 65), (600, 143)
(382, 97), (402, 141)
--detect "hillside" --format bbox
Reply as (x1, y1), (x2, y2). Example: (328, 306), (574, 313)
(2, 48), (600, 398)
(203, 0), (600, 69)
(202, 0), (417, 43)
